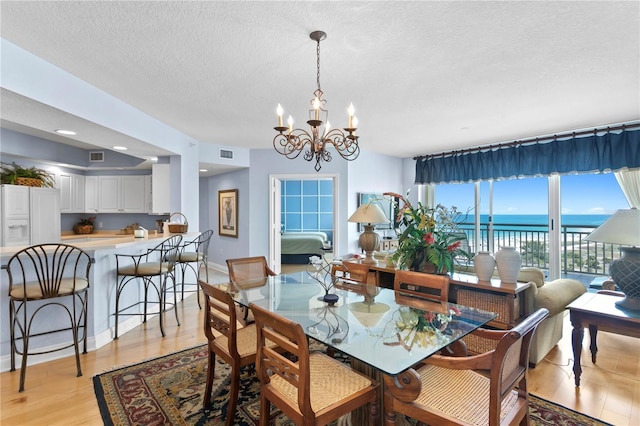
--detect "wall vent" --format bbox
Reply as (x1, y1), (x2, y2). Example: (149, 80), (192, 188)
(219, 149), (233, 159)
(89, 151), (104, 162)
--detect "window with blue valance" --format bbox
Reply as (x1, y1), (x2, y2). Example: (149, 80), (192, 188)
(415, 128), (640, 184)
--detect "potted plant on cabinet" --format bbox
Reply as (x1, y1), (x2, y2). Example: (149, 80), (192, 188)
(0, 162), (55, 188)
(73, 216), (96, 235)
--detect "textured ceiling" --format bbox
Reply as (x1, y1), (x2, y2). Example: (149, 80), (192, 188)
(1, 1), (638, 161)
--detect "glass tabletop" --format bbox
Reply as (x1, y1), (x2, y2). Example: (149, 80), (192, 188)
(220, 271), (497, 376)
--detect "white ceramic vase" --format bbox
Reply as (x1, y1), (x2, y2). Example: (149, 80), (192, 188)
(495, 246), (522, 283)
(473, 251), (496, 281)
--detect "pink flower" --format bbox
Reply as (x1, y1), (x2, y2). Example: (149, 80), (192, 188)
(423, 233), (435, 245)
(447, 241), (461, 252)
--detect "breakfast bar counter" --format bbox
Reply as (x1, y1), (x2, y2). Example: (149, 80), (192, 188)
(0, 232), (201, 372)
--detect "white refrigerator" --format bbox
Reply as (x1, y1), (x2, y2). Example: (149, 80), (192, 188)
(0, 185), (61, 247)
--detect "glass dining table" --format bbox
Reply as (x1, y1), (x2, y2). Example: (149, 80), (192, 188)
(216, 270), (497, 377)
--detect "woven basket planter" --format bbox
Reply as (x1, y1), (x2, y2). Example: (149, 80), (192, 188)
(73, 224), (94, 235)
(15, 177), (42, 187)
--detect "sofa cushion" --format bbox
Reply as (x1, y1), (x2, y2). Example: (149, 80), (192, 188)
(535, 278), (586, 316)
(517, 267), (546, 288)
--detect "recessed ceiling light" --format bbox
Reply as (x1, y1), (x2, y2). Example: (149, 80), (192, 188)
(199, 169), (208, 172)
(112, 146), (127, 150)
(55, 129), (76, 135)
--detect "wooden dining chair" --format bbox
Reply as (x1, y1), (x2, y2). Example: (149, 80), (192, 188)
(250, 302), (380, 426)
(199, 280), (269, 426)
(226, 256), (276, 324)
(383, 308), (549, 426)
(342, 261), (372, 284)
(393, 269), (450, 302)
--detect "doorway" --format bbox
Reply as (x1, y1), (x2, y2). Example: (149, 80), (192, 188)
(269, 174), (339, 274)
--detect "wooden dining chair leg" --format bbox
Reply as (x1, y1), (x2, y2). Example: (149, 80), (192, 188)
(203, 352), (216, 409)
(259, 393), (270, 426)
(226, 366), (242, 426)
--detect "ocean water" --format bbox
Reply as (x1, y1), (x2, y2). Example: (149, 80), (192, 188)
(465, 214), (611, 231)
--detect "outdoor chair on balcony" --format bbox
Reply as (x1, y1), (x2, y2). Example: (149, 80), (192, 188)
(383, 308), (549, 426)
(113, 235), (182, 338)
(3, 243), (93, 392)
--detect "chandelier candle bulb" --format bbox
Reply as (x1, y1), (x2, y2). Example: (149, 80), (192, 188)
(287, 115), (293, 133)
(348, 103), (355, 128)
(277, 104), (283, 127)
(313, 97), (320, 120)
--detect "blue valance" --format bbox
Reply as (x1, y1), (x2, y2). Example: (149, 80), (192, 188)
(415, 129), (640, 184)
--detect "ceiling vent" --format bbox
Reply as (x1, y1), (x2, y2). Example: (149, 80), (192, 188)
(219, 149), (233, 159)
(89, 151), (104, 162)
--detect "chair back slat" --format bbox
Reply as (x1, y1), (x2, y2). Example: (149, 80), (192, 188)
(199, 280), (239, 354)
(5, 244), (92, 299)
(342, 261), (371, 284)
(251, 303), (312, 415)
(226, 256), (275, 283)
(489, 308), (549, 422)
(394, 270), (450, 302)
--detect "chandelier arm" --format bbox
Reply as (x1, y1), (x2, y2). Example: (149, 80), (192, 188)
(273, 131), (313, 160)
(322, 130), (361, 161)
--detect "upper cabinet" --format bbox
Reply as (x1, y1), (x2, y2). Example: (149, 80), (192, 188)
(57, 172), (85, 213)
(85, 176), (99, 213)
(151, 164), (171, 215)
(98, 175), (148, 213)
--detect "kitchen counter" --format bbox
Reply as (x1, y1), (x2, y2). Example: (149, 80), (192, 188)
(0, 231), (201, 372)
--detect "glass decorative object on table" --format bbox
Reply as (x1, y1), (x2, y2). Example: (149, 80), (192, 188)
(307, 255), (339, 304)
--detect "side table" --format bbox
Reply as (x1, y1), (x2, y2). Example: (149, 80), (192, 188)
(568, 292), (640, 386)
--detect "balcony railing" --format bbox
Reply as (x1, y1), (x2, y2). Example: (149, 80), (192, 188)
(456, 221), (621, 277)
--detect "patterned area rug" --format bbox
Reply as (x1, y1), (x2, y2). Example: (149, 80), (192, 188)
(93, 344), (612, 426)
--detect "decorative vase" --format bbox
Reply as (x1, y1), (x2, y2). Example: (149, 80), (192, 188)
(473, 251), (495, 281)
(495, 246), (522, 284)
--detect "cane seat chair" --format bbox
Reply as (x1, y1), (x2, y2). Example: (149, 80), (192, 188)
(393, 269), (450, 302)
(226, 256), (276, 324)
(250, 302), (380, 426)
(199, 280), (279, 425)
(113, 234), (182, 338)
(382, 308), (549, 426)
(3, 243), (93, 392)
(174, 230), (213, 308)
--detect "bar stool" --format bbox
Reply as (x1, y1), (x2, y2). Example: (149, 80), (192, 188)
(113, 235), (182, 338)
(174, 229), (213, 308)
(3, 243), (93, 392)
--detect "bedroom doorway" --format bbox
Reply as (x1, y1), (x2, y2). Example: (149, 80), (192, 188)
(269, 174), (339, 274)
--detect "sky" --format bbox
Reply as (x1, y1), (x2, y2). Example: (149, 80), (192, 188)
(437, 172), (629, 216)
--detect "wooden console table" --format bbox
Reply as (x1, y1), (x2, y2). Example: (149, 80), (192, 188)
(367, 263), (532, 330)
(568, 292), (640, 386)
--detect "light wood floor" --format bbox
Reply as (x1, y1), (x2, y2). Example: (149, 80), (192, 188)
(1, 268), (639, 425)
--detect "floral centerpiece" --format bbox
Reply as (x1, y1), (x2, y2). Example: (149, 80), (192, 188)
(385, 305), (460, 350)
(384, 191), (471, 275)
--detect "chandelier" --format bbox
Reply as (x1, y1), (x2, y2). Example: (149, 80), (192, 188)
(273, 31), (360, 171)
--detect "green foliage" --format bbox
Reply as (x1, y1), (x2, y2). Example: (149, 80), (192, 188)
(384, 190), (471, 274)
(0, 162), (55, 188)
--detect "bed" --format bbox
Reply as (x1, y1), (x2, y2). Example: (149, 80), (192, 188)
(281, 231), (328, 264)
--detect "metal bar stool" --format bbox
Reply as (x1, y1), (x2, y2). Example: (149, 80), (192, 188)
(113, 235), (182, 338)
(3, 243), (93, 392)
(174, 229), (213, 308)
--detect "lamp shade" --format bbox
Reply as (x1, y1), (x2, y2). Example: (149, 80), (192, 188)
(584, 208), (640, 246)
(348, 203), (390, 224)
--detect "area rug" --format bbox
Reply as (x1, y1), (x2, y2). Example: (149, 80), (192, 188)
(93, 344), (612, 426)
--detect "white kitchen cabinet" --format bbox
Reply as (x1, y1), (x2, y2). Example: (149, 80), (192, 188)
(85, 176), (99, 213)
(98, 175), (148, 213)
(30, 187), (61, 244)
(58, 173), (85, 213)
(151, 164), (171, 214)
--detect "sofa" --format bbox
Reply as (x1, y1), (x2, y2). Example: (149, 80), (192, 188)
(516, 267), (587, 366)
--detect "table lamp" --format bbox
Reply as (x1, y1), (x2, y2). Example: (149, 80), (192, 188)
(348, 203), (390, 264)
(584, 208), (640, 310)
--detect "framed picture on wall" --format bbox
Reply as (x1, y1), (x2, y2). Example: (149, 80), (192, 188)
(219, 189), (238, 238)
(358, 193), (398, 231)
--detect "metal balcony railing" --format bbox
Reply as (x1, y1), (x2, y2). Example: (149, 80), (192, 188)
(456, 221), (621, 277)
